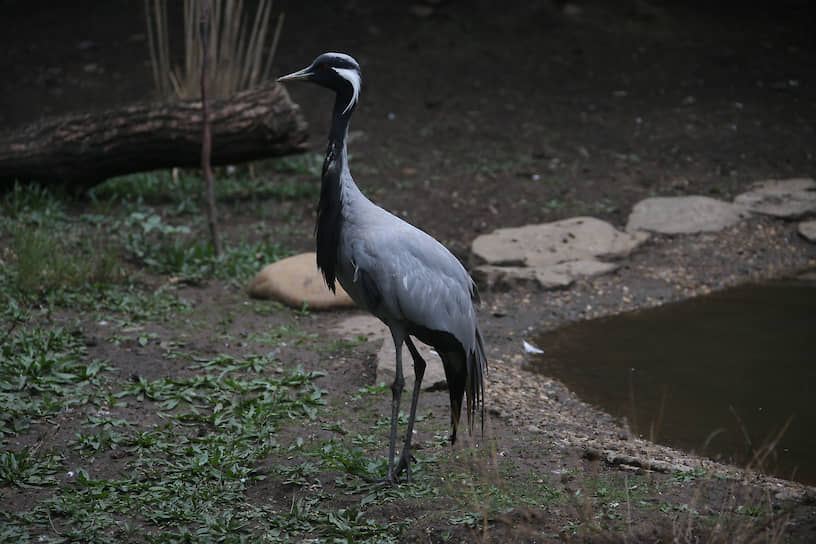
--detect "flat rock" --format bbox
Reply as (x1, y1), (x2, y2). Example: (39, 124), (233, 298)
(734, 178), (816, 219)
(798, 219), (816, 242)
(471, 217), (645, 290)
(247, 252), (356, 310)
(473, 216), (647, 267)
(549, 259), (620, 278)
(626, 196), (748, 234)
(472, 265), (573, 290)
(331, 314), (446, 390)
(472, 260), (620, 291)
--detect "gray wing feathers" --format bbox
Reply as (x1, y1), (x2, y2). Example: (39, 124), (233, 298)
(395, 246), (477, 347)
(348, 218), (478, 350)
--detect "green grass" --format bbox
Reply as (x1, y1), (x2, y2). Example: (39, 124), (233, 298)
(1, 183), (128, 295)
(0, 312), (443, 542)
(90, 157), (322, 211)
(114, 207), (292, 285)
(140, 233), (291, 285)
(2, 185), (292, 299)
(0, 325), (111, 438)
(247, 323), (318, 347)
(0, 447), (64, 488)
(1, 181), (67, 225)
(9, 226), (126, 294)
(0, 339), (436, 543)
(0, 349), (332, 542)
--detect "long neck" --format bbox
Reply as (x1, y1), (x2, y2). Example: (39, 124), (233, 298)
(315, 95), (354, 291)
(329, 93), (353, 142)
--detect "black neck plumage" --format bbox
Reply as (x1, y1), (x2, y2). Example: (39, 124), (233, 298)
(315, 94), (352, 292)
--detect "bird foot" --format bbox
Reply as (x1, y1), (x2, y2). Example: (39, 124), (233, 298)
(376, 452), (418, 488)
(394, 452), (417, 484)
(379, 477), (398, 488)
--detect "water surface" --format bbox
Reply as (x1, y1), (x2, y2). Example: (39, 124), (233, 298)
(529, 278), (816, 484)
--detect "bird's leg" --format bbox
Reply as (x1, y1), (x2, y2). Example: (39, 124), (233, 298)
(394, 337), (426, 483)
(385, 331), (405, 486)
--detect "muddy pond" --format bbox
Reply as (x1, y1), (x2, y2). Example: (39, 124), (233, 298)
(529, 276), (816, 485)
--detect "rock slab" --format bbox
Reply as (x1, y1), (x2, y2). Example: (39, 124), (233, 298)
(734, 178), (816, 219)
(798, 219), (816, 243)
(472, 261), (619, 290)
(626, 196), (748, 234)
(471, 217), (648, 290)
(332, 314), (446, 390)
(247, 252), (356, 310)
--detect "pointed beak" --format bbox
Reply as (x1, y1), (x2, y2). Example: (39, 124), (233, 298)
(277, 66), (313, 83)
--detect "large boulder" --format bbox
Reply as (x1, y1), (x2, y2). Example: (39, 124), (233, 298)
(626, 196), (748, 234)
(247, 252), (356, 310)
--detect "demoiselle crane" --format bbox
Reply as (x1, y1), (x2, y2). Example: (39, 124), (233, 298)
(278, 52), (487, 484)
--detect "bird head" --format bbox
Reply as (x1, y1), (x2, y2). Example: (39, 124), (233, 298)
(278, 52), (361, 115)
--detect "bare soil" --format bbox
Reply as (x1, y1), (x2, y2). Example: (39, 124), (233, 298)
(2, 0), (816, 541)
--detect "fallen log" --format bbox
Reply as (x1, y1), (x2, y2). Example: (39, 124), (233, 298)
(0, 82), (309, 191)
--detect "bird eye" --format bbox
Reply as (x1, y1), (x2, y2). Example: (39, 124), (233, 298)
(319, 64), (328, 70)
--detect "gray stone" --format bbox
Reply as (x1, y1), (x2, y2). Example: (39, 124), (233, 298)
(473, 216), (647, 267)
(798, 219), (816, 242)
(471, 217), (646, 290)
(626, 196), (748, 234)
(734, 178), (816, 219)
(549, 259), (620, 278)
(331, 314), (447, 390)
(472, 265), (573, 291)
(247, 252), (356, 310)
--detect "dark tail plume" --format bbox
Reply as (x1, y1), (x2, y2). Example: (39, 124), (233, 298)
(441, 326), (488, 444)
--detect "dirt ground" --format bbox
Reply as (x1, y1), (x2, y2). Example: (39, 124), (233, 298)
(2, 0), (816, 541)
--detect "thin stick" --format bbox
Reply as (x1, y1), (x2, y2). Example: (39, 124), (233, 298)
(199, 0), (221, 257)
(243, 0), (271, 89)
(223, 0), (243, 95)
(262, 12), (285, 82)
(158, 0), (171, 96)
(144, 0), (159, 95)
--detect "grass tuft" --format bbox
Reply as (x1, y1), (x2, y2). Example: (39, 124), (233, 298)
(9, 226), (126, 294)
(0, 326), (110, 438)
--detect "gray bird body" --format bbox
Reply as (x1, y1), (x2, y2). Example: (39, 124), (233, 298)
(279, 52), (486, 484)
(336, 176), (479, 351)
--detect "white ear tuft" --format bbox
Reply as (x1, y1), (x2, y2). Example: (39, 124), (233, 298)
(332, 67), (361, 115)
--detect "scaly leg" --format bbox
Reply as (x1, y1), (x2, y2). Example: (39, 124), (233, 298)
(394, 337), (426, 483)
(385, 329), (405, 485)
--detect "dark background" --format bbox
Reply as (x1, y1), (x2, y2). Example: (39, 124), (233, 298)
(1, 0), (813, 247)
